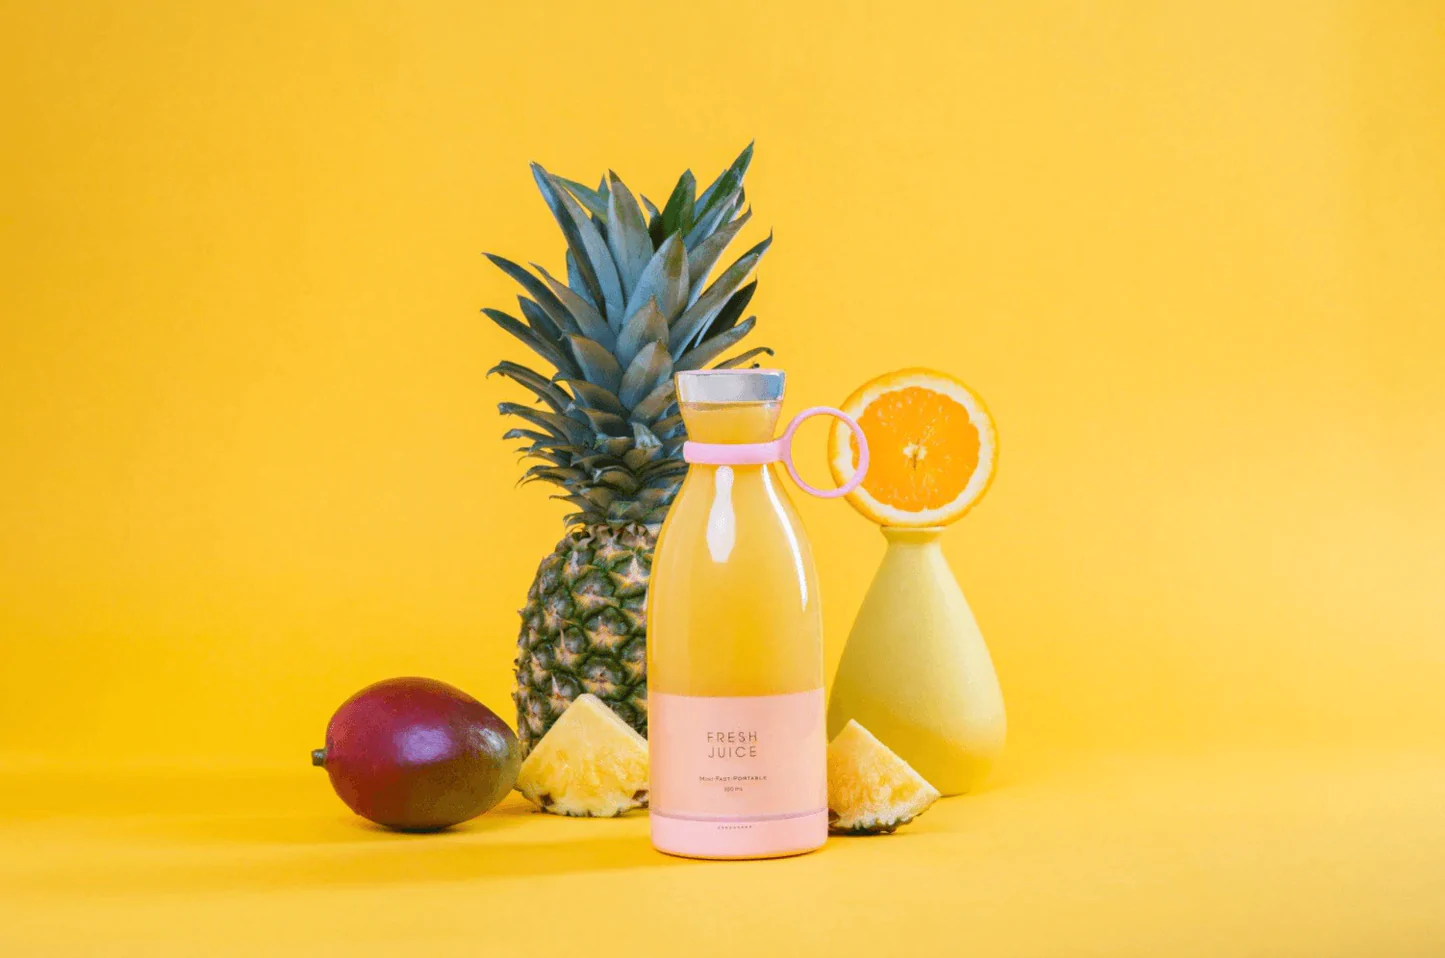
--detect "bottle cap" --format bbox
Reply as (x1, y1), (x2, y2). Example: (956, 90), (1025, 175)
(676, 369), (785, 404)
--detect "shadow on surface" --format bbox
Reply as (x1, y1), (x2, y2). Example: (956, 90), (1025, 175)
(138, 801), (538, 846)
(2, 814), (681, 898)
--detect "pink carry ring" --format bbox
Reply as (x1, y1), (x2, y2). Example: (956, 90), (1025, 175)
(681, 439), (783, 466)
(779, 406), (869, 499)
(682, 407), (868, 500)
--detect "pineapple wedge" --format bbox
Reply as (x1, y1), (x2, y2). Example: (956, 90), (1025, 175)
(827, 720), (941, 834)
(516, 693), (649, 817)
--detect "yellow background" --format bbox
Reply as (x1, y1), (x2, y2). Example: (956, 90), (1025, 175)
(2, 1), (1443, 954)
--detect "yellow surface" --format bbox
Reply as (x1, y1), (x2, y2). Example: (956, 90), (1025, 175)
(3, 752), (1444, 955)
(2, 0), (1444, 953)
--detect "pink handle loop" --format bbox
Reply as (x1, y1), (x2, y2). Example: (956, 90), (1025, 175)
(780, 406), (869, 499)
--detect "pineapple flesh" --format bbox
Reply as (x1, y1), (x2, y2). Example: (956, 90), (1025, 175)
(516, 693), (649, 817)
(827, 720), (942, 835)
(484, 144), (773, 755)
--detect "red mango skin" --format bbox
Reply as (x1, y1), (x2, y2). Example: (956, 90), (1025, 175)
(315, 677), (520, 831)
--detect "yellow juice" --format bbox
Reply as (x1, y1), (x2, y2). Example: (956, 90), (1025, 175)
(647, 373), (828, 859)
(649, 400), (822, 697)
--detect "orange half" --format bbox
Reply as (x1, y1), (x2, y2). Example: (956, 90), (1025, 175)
(829, 368), (997, 527)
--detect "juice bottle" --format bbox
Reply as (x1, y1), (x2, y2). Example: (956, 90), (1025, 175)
(647, 369), (868, 859)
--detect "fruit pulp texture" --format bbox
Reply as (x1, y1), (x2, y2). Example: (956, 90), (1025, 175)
(649, 400), (823, 698)
(850, 385), (979, 511)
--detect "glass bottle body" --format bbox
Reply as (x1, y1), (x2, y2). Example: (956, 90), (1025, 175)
(648, 392), (827, 859)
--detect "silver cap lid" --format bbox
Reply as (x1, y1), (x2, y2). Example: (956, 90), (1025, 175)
(675, 369), (785, 403)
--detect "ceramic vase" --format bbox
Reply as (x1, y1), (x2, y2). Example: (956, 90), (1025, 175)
(827, 526), (1006, 795)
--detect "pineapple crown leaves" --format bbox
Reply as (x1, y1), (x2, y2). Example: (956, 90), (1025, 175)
(483, 143), (773, 528)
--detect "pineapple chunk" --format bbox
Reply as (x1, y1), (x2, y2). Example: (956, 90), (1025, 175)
(827, 720), (941, 834)
(516, 693), (649, 817)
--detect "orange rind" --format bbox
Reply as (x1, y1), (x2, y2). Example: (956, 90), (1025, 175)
(829, 368), (997, 527)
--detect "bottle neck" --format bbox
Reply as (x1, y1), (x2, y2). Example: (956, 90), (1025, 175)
(679, 400), (782, 443)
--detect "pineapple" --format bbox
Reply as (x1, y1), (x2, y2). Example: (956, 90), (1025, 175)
(484, 143), (772, 755)
(827, 720), (942, 835)
(516, 693), (649, 817)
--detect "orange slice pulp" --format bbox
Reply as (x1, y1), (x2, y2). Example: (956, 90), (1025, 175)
(828, 368), (997, 527)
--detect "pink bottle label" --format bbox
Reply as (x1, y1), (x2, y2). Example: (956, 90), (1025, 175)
(650, 689), (826, 821)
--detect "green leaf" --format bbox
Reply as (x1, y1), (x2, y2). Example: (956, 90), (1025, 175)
(650, 413), (684, 438)
(669, 235), (771, 357)
(695, 141), (754, 215)
(615, 298), (669, 369)
(532, 262), (613, 350)
(533, 163), (624, 322)
(573, 487), (616, 510)
(607, 499), (646, 522)
(557, 491), (607, 510)
(623, 233), (689, 326)
(620, 341), (674, 409)
(488, 361), (571, 412)
(633, 487), (672, 510)
(676, 316), (758, 371)
(640, 195), (665, 249)
(565, 335), (623, 393)
(711, 345), (774, 370)
(683, 185), (739, 252)
(481, 307), (543, 352)
(691, 169), (740, 229)
(685, 208), (752, 297)
(593, 435), (632, 457)
(517, 296), (563, 345)
(629, 377), (677, 423)
(485, 254), (580, 336)
(640, 459), (687, 481)
(605, 173), (654, 300)
(568, 404), (630, 437)
(592, 467), (641, 495)
(482, 308), (573, 374)
(571, 452), (626, 473)
(556, 176), (610, 220)
(516, 445), (570, 466)
(502, 429), (573, 458)
(622, 443), (666, 470)
(547, 170), (624, 322)
(533, 164), (600, 306)
(566, 251), (597, 310)
(501, 427), (554, 443)
(660, 171), (695, 238)
(701, 281), (756, 341)
(558, 379), (627, 416)
(522, 464), (585, 485)
(498, 402), (590, 445)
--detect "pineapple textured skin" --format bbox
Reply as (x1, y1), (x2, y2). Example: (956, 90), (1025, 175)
(515, 523), (652, 754)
